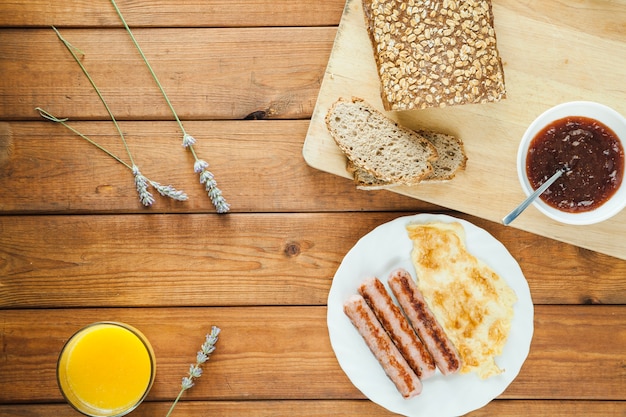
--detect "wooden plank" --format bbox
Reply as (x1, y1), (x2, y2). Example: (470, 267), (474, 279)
(2, 213), (626, 309)
(0, 306), (624, 402)
(469, 400), (626, 417)
(3, 0), (626, 42)
(302, 0), (626, 260)
(0, 0), (346, 28)
(0, 212), (431, 308)
(0, 400), (624, 417)
(0, 307), (354, 403)
(509, 305), (626, 401)
(0, 28), (335, 120)
(0, 121), (436, 213)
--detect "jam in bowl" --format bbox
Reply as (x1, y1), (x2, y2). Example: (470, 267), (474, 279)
(517, 101), (626, 225)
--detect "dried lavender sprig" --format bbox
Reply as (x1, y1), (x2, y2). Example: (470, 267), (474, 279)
(130, 165), (190, 207)
(194, 159), (230, 214)
(166, 326), (221, 417)
(132, 165), (155, 206)
(110, 0), (230, 213)
(149, 180), (189, 201)
(132, 166), (189, 206)
(35, 108), (187, 206)
(48, 27), (187, 206)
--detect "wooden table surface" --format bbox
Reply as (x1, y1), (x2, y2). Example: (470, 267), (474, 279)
(0, 1), (624, 416)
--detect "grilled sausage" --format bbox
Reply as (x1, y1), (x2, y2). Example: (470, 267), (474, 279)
(358, 276), (436, 379)
(343, 294), (422, 398)
(388, 268), (462, 375)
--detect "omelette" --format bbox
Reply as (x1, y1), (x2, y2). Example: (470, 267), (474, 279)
(406, 221), (517, 379)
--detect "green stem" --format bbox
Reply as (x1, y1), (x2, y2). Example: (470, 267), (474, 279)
(51, 26), (136, 167)
(165, 387), (186, 417)
(35, 107), (132, 170)
(109, 0), (186, 136)
(189, 145), (199, 161)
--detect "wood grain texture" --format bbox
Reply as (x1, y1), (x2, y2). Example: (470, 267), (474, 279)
(0, 121), (436, 213)
(0, 28), (335, 120)
(0, 400), (624, 417)
(2, 213), (625, 309)
(0, 306), (624, 403)
(1, 400), (623, 417)
(0, 0), (346, 28)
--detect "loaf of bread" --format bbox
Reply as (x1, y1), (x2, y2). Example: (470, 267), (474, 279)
(362, 0), (506, 111)
(326, 97), (438, 186)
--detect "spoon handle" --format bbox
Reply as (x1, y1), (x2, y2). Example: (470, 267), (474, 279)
(502, 168), (565, 225)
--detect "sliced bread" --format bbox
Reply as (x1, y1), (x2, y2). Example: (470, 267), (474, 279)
(417, 130), (467, 182)
(346, 159), (400, 190)
(349, 130), (467, 189)
(325, 97), (438, 186)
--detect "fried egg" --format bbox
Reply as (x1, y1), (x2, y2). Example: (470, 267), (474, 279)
(406, 221), (517, 379)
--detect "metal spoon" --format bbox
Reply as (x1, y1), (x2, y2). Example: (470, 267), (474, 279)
(502, 167), (567, 225)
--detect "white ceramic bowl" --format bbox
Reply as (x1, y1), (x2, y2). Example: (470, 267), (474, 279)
(517, 101), (626, 225)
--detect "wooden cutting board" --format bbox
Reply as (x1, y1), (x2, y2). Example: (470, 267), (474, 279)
(303, 0), (626, 260)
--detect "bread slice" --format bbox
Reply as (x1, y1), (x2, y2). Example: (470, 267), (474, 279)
(417, 130), (467, 181)
(326, 97), (438, 186)
(362, 0), (506, 111)
(348, 129), (467, 189)
(346, 159), (401, 190)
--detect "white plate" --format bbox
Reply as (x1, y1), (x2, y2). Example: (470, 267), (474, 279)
(327, 213), (534, 417)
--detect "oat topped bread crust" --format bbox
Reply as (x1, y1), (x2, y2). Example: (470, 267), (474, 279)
(362, 0), (506, 111)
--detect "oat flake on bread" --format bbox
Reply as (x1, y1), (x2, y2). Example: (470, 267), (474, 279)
(362, 0), (507, 111)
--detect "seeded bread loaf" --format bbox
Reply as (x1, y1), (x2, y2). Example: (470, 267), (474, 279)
(362, 0), (506, 111)
(326, 97), (438, 185)
(347, 128), (467, 190)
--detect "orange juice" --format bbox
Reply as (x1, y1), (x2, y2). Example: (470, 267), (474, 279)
(57, 322), (156, 417)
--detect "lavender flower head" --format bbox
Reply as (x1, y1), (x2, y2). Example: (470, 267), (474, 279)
(165, 325), (221, 417)
(184, 135), (230, 213)
(182, 133), (196, 148)
(181, 376), (194, 391)
(132, 165), (155, 206)
(194, 160), (230, 213)
(148, 180), (188, 201)
(194, 159), (209, 173)
(133, 165), (188, 206)
(179, 326), (221, 391)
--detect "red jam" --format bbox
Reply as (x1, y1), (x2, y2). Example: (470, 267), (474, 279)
(526, 116), (624, 212)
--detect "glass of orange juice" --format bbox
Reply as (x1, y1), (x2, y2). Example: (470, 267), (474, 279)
(57, 322), (156, 417)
